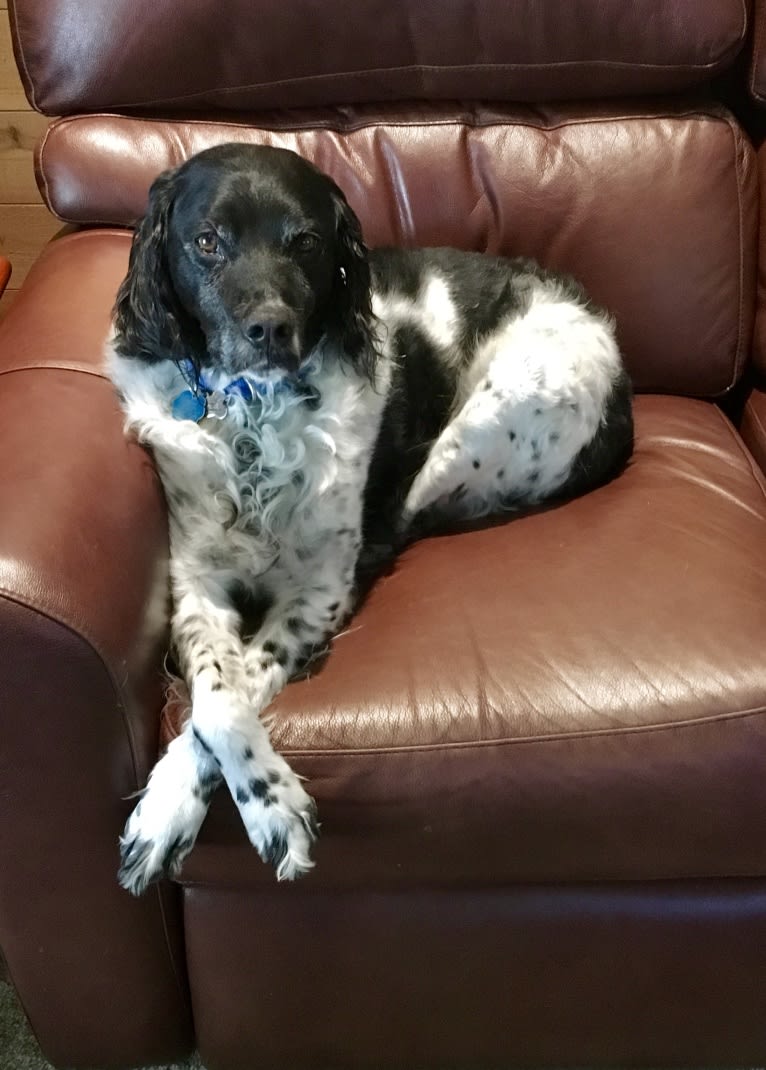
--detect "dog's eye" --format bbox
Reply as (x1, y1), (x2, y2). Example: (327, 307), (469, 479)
(292, 233), (319, 254)
(195, 232), (219, 255)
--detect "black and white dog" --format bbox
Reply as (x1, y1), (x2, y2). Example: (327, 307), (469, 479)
(108, 143), (633, 894)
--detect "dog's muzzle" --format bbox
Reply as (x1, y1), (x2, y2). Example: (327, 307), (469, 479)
(243, 303), (301, 373)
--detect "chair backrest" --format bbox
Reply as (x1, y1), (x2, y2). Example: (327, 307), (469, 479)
(9, 0), (757, 397)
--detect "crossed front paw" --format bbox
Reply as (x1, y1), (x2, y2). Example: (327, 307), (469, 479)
(118, 763), (320, 893)
(233, 762), (320, 880)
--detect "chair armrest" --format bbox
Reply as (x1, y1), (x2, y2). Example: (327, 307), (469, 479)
(0, 233), (192, 1067)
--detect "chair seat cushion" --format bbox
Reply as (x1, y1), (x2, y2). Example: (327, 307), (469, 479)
(168, 395), (766, 890)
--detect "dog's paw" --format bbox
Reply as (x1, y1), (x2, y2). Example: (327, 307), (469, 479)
(118, 818), (195, 896)
(117, 752), (212, 895)
(234, 762), (319, 881)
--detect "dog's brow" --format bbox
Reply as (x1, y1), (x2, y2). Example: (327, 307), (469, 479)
(283, 218), (317, 239)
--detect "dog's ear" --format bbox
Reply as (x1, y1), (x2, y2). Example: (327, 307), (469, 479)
(331, 189), (377, 381)
(113, 167), (198, 364)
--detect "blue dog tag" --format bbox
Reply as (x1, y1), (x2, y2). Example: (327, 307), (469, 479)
(171, 390), (206, 422)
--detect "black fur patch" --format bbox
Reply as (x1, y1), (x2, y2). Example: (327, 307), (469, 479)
(249, 778), (269, 799)
(160, 834), (194, 873)
(557, 367), (634, 500)
(192, 727), (213, 754)
(228, 582), (274, 644)
(193, 770), (220, 804)
(263, 831), (289, 869)
(359, 318), (455, 585)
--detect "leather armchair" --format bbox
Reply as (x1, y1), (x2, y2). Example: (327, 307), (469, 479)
(1, 2), (765, 1068)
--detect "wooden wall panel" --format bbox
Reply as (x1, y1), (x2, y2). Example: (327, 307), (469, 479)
(1, 110), (48, 201)
(0, 4), (60, 321)
(0, 16), (29, 110)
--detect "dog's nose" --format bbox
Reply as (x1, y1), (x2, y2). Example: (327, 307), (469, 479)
(246, 318), (292, 348)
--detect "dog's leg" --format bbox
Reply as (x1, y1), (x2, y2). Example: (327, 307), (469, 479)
(189, 649), (319, 883)
(117, 568), (245, 894)
(119, 559), (290, 891)
(221, 549), (358, 880)
(118, 528), (357, 889)
(117, 564), (328, 889)
(174, 559), (331, 882)
(400, 306), (619, 531)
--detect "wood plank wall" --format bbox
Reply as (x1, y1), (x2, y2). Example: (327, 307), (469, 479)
(0, 3), (60, 319)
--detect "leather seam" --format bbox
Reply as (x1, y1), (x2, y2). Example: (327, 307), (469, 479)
(78, 54), (749, 111)
(0, 362), (108, 380)
(750, 0), (766, 102)
(177, 873), (766, 890)
(35, 120), (56, 214)
(277, 704), (766, 758)
(722, 113), (749, 394)
(42, 104), (733, 138)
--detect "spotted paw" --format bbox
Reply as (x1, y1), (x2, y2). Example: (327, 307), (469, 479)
(118, 822), (195, 896)
(234, 762), (319, 880)
(116, 733), (215, 895)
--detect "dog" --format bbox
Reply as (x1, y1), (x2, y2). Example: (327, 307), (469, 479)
(107, 143), (633, 894)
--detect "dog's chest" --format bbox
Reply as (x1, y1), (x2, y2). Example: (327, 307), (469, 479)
(201, 369), (382, 544)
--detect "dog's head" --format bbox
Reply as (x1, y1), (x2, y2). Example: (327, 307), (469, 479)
(113, 143), (375, 383)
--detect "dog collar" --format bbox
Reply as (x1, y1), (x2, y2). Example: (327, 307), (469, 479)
(171, 358), (318, 421)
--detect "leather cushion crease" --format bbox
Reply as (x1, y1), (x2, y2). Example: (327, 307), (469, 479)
(35, 104), (757, 399)
(9, 0), (749, 115)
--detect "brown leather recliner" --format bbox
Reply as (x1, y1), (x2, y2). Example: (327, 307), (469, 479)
(2, 2), (766, 1068)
